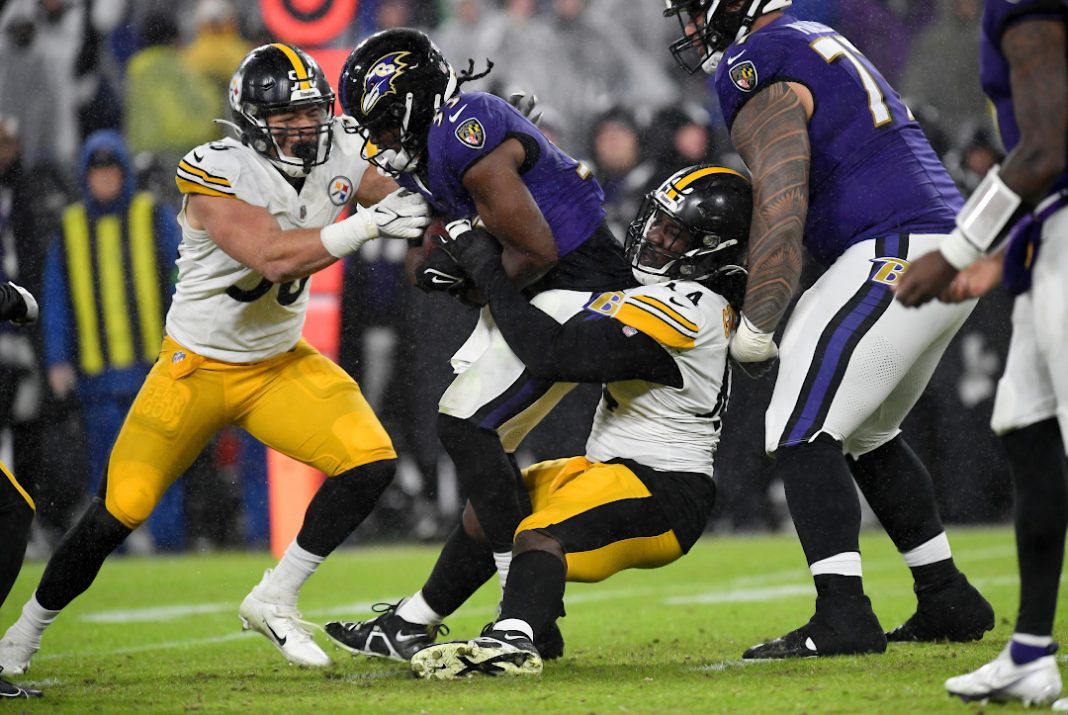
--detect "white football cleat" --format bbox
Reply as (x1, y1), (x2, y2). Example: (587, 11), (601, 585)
(411, 629), (543, 680)
(0, 637), (37, 676)
(945, 643), (1062, 706)
(1053, 696), (1068, 712)
(239, 570), (332, 668)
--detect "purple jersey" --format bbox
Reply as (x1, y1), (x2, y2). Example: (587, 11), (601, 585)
(980, 0), (1068, 190)
(396, 91), (605, 258)
(715, 16), (962, 266)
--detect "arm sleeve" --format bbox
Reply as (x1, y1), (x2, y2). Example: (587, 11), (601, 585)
(471, 260), (683, 386)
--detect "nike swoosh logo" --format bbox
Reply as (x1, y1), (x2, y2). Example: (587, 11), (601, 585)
(448, 105), (468, 123)
(804, 637), (817, 652)
(429, 274), (457, 285)
(726, 50), (746, 65)
(265, 621), (287, 646)
(192, 151), (204, 162)
(394, 632), (425, 642)
(502, 633), (526, 642)
(667, 296), (690, 309)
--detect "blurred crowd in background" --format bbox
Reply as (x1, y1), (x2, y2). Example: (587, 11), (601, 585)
(0, 0), (1015, 555)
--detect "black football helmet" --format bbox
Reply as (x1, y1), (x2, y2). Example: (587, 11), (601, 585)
(339, 28), (457, 175)
(626, 165), (751, 297)
(664, 0), (792, 74)
(228, 43), (336, 176)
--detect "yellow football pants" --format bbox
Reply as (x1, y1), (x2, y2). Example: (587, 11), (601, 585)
(105, 336), (395, 529)
(520, 457), (683, 583)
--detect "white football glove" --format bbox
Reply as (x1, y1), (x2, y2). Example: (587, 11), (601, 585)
(320, 188), (430, 258)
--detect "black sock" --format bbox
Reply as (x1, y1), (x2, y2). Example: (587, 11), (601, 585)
(777, 435), (861, 565)
(814, 574), (864, 600)
(850, 436), (947, 552)
(421, 524), (496, 618)
(36, 500), (131, 611)
(296, 459), (395, 556)
(0, 499), (33, 604)
(1002, 419), (1068, 636)
(499, 550), (566, 638)
(438, 414), (527, 551)
(907, 559), (960, 593)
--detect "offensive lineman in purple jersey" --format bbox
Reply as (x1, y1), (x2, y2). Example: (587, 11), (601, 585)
(897, 1), (1068, 707)
(328, 28), (633, 653)
(662, 0), (994, 659)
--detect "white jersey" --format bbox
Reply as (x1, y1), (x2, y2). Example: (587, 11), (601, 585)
(168, 118), (369, 362)
(584, 281), (734, 478)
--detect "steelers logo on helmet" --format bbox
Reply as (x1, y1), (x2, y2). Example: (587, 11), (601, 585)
(227, 43), (336, 177)
(625, 165), (753, 290)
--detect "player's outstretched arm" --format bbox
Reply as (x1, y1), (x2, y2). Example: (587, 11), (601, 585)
(728, 81), (809, 366)
(442, 224), (681, 386)
(187, 188), (429, 283)
(896, 18), (1067, 307)
(462, 138), (558, 289)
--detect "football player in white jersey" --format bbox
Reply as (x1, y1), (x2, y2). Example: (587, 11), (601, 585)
(0, 43), (431, 674)
(324, 166), (748, 678)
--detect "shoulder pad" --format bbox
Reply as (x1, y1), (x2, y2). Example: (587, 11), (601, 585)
(175, 141), (241, 199)
(585, 282), (709, 350)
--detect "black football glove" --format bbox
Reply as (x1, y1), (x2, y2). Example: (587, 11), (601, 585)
(438, 219), (503, 280)
(415, 248), (468, 293)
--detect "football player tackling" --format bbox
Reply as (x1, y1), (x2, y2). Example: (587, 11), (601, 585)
(335, 28), (634, 612)
(662, 0), (993, 658)
(327, 166), (747, 678)
(897, 0), (1068, 707)
(0, 43), (430, 673)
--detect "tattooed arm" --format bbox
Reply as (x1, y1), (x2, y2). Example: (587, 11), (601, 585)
(731, 81), (811, 333)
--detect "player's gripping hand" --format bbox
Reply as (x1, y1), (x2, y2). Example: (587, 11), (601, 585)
(438, 219), (502, 278)
(320, 189), (430, 257)
(7, 282), (37, 325)
(729, 314), (778, 379)
(415, 248), (468, 293)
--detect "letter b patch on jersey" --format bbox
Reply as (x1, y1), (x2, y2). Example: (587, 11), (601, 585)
(869, 256), (910, 286)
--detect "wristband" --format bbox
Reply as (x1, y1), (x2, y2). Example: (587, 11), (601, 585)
(941, 165), (1022, 270)
(730, 314), (777, 363)
(320, 209), (375, 258)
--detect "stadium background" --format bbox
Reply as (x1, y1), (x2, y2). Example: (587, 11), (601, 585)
(0, 0), (1012, 558)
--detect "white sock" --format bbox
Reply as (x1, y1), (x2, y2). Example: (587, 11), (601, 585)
(493, 550), (512, 593)
(395, 591), (442, 625)
(260, 541), (325, 605)
(6, 596), (60, 648)
(1013, 633), (1054, 648)
(809, 552), (863, 577)
(494, 618), (533, 640)
(901, 532), (952, 567)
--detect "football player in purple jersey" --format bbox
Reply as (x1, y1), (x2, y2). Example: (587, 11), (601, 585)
(897, 0), (1068, 706)
(329, 28), (634, 656)
(662, 0), (994, 659)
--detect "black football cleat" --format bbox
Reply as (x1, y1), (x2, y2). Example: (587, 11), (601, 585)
(480, 619), (564, 661)
(324, 601), (448, 662)
(743, 594), (887, 659)
(0, 670), (41, 699)
(411, 628), (543, 680)
(887, 573), (995, 642)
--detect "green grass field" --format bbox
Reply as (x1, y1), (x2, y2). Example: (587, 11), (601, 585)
(1, 525), (1063, 714)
